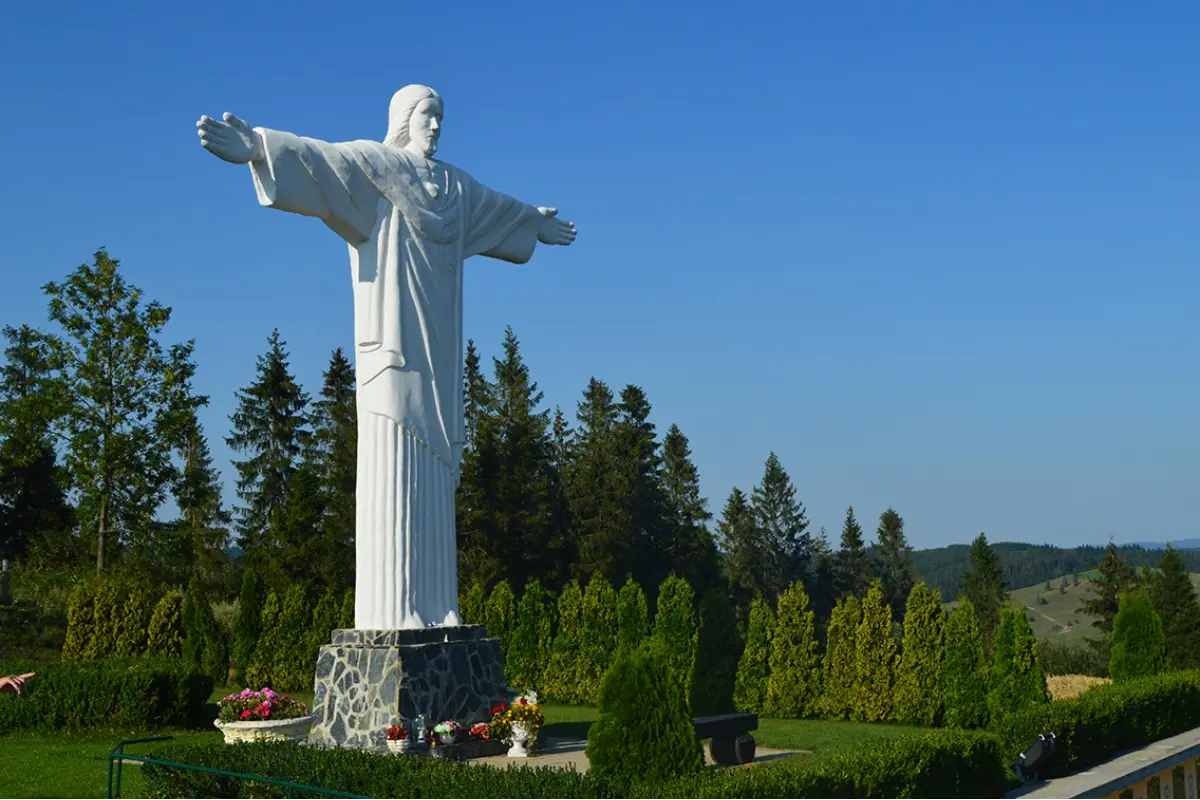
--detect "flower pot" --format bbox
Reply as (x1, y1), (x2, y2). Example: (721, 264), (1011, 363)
(214, 715), (314, 745)
(386, 738), (411, 754)
(507, 721), (531, 758)
(437, 733), (457, 746)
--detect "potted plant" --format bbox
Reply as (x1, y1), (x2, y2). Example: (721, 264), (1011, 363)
(433, 720), (462, 745)
(386, 723), (411, 754)
(214, 688), (313, 744)
(469, 721), (490, 740)
(501, 692), (544, 758)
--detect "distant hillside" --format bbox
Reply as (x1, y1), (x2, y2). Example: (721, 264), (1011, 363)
(1130, 539), (1200, 551)
(912, 542), (1200, 601)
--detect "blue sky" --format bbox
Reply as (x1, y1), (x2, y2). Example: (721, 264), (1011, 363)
(1, 1), (1196, 550)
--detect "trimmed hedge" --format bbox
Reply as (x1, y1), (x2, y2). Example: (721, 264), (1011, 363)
(0, 657), (213, 733)
(992, 669), (1200, 780)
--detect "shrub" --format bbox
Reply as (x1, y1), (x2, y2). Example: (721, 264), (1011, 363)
(893, 581), (947, 726)
(306, 589), (341, 666)
(544, 579), (583, 704)
(765, 581), (821, 718)
(182, 576), (228, 686)
(578, 574), (618, 703)
(459, 580), (487, 626)
(230, 567), (263, 685)
(854, 581), (896, 722)
(988, 605), (1047, 720)
(652, 575), (697, 702)
(486, 580), (517, 663)
(733, 596), (774, 714)
(586, 639), (703, 785)
(147, 588), (185, 657)
(0, 657), (212, 733)
(245, 591), (281, 690)
(1038, 637), (1108, 678)
(113, 583), (153, 656)
(508, 579), (554, 693)
(1109, 589), (1167, 683)
(339, 589), (354, 628)
(942, 599), (989, 729)
(61, 577), (97, 661)
(84, 574), (128, 660)
(689, 588), (741, 715)
(271, 585), (313, 691)
(616, 575), (650, 654)
(819, 594), (860, 720)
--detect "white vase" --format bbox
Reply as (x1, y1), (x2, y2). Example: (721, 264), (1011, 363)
(213, 715), (314, 745)
(507, 721), (531, 758)
(386, 738), (410, 754)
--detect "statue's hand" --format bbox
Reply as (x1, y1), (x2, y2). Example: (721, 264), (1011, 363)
(536, 208), (577, 247)
(197, 112), (263, 164)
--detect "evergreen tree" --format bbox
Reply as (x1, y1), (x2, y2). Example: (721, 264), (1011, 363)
(39, 250), (202, 572)
(485, 579), (517, 667)
(988, 606), (1048, 719)
(875, 508), (916, 621)
(61, 578), (98, 661)
(941, 599), (989, 729)
(732, 596), (774, 714)
(306, 588), (342, 667)
(820, 594), (861, 720)
(835, 505), (872, 600)
(892, 581), (947, 726)
(0, 324), (74, 565)
(171, 413), (230, 593)
(146, 588), (185, 656)
(959, 533), (1007, 649)
(545, 578), (584, 704)
(612, 385), (671, 592)
(807, 527), (839, 622)
(1109, 589), (1168, 683)
(660, 424), (721, 597)
(750, 452), (811, 593)
(226, 330), (310, 576)
(308, 348), (356, 593)
(578, 573), (618, 703)
(765, 581), (821, 718)
(567, 378), (626, 583)
(182, 575), (227, 685)
(718, 487), (773, 609)
(456, 339), (502, 588)
(653, 575), (698, 701)
(615, 575), (650, 654)
(113, 582), (153, 656)
(339, 589), (355, 628)
(265, 461), (327, 589)
(246, 590), (282, 688)
(231, 566), (264, 685)
(853, 581), (896, 722)
(1147, 544), (1200, 670)
(507, 579), (554, 693)
(1078, 541), (1139, 649)
(689, 588), (742, 715)
(459, 580), (487, 626)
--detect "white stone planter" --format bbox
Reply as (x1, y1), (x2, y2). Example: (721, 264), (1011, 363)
(214, 715), (314, 744)
(386, 738), (411, 754)
(507, 721), (531, 758)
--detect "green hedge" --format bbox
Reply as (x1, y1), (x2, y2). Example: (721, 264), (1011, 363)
(140, 730), (1008, 799)
(0, 657), (213, 733)
(992, 669), (1200, 779)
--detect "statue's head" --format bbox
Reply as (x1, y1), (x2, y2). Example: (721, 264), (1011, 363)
(385, 84), (443, 158)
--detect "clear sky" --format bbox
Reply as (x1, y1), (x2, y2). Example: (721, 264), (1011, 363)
(1, 1), (1196, 550)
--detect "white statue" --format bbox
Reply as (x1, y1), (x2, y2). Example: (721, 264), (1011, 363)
(197, 85), (576, 630)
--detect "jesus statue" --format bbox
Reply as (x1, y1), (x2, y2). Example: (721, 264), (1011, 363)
(197, 85), (577, 631)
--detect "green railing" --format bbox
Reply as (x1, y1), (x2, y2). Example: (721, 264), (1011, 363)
(105, 736), (368, 799)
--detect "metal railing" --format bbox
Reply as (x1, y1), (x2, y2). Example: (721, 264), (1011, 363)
(105, 736), (368, 799)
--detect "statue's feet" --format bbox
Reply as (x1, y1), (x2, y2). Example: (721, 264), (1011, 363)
(401, 611), (425, 629)
(441, 609), (460, 626)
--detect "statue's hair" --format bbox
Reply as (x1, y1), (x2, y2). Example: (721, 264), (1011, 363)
(384, 84), (442, 147)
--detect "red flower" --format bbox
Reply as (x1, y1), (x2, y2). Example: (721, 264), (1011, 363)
(240, 710), (252, 720)
(519, 697), (527, 705)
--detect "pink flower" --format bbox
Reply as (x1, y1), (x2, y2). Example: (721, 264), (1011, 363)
(240, 710), (252, 720)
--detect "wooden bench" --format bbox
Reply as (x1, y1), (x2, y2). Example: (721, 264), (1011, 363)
(693, 713), (757, 766)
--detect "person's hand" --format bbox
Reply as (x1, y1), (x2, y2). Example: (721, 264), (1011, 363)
(197, 113), (263, 164)
(536, 208), (577, 246)
(0, 672), (35, 695)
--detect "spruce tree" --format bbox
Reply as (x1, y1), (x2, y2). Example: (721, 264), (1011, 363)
(875, 508), (916, 622)
(653, 574), (698, 700)
(545, 578), (584, 703)
(567, 379), (626, 583)
(987, 606), (1048, 719)
(820, 594), (861, 720)
(1078, 541), (1138, 640)
(308, 348), (356, 592)
(750, 452), (811, 594)
(835, 505), (872, 600)
(854, 581), (896, 722)
(508, 579), (554, 693)
(718, 487), (773, 609)
(171, 414), (231, 594)
(941, 599), (989, 729)
(615, 575), (650, 654)
(733, 595), (774, 714)
(1109, 589), (1168, 683)
(892, 581), (947, 726)
(690, 588), (742, 714)
(266, 461), (327, 589)
(765, 581), (821, 718)
(226, 330), (310, 578)
(660, 424), (720, 596)
(612, 385), (671, 592)
(485, 579), (517, 667)
(959, 533), (1007, 649)
(231, 567), (264, 685)
(1147, 544), (1200, 670)
(456, 339), (501, 587)
(578, 573), (619, 703)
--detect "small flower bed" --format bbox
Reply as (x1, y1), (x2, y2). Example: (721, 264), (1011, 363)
(216, 688), (309, 723)
(386, 723), (409, 741)
(486, 692), (544, 744)
(485, 702), (511, 741)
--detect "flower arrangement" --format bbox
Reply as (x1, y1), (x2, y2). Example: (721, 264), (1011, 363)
(485, 702), (511, 741)
(486, 692), (544, 744)
(386, 723), (410, 741)
(469, 721), (490, 739)
(216, 688), (309, 723)
(433, 720), (462, 743)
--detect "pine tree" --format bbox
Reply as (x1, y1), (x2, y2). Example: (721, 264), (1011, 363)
(875, 508), (916, 621)
(485, 579), (517, 667)
(545, 579), (584, 703)
(456, 339), (502, 588)
(733, 596), (774, 714)
(987, 605), (1048, 719)
(750, 452), (811, 594)
(660, 424), (720, 597)
(835, 505), (872, 600)
(308, 348), (356, 593)
(1078, 541), (1139, 653)
(765, 581), (821, 718)
(615, 575), (650, 654)
(892, 581), (947, 726)
(171, 415), (230, 594)
(690, 588), (742, 714)
(508, 579), (554, 693)
(718, 487), (773, 609)
(231, 566), (264, 685)
(39, 250), (203, 573)
(959, 533), (1007, 649)
(941, 599), (989, 729)
(820, 594), (861, 719)
(653, 575), (698, 701)
(266, 461), (327, 589)
(1109, 589), (1168, 683)
(226, 329), (310, 578)
(854, 581), (896, 722)
(1147, 544), (1200, 670)
(612, 385), (671, 592)
(578, 573), (618, 703)
(567, 378), (626, 583)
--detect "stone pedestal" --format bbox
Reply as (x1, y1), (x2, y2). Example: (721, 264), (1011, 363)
(307, 625), (507, 750)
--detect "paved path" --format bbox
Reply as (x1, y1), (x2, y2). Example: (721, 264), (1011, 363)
(469, 736), (806, 772)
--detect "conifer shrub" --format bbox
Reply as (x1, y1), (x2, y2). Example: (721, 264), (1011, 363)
(733, 596), (774, 714)
(942, 599), (989, 729)
(245, 590), (281, 689)
(578, 574), (618, 703)
(765, 581), (821, 718)
(820, 594), (860, 720)
(459, 580), (487, 626)
(689, 588), (741, 715)
(987, 605), (1048, 721)
(113, 583), (153, 656)
(271, 585), (312, 691)
(84, 574), (128, 660)
(230, 568), (263, 685)
(61, 577), (98, 661)
(485, 580), (517, 664)
(307, 589), (341, 663)
(854, 581), (897, 722)
(586, 639), (704, 786)
(616, 575), (650, 654)
(1109, 588), (1167, 683)
(892, 581), (947, 726)
(508, 579), (554, 693)
(544, 579), (584, 704)
(146, 588), (185, 657)
(339, 589), (354, 628)
(182, 576), (228, 686)
(652, 575), (697, 703)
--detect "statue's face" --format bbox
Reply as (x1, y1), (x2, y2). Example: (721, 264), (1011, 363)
(408, 98), (442, 157)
